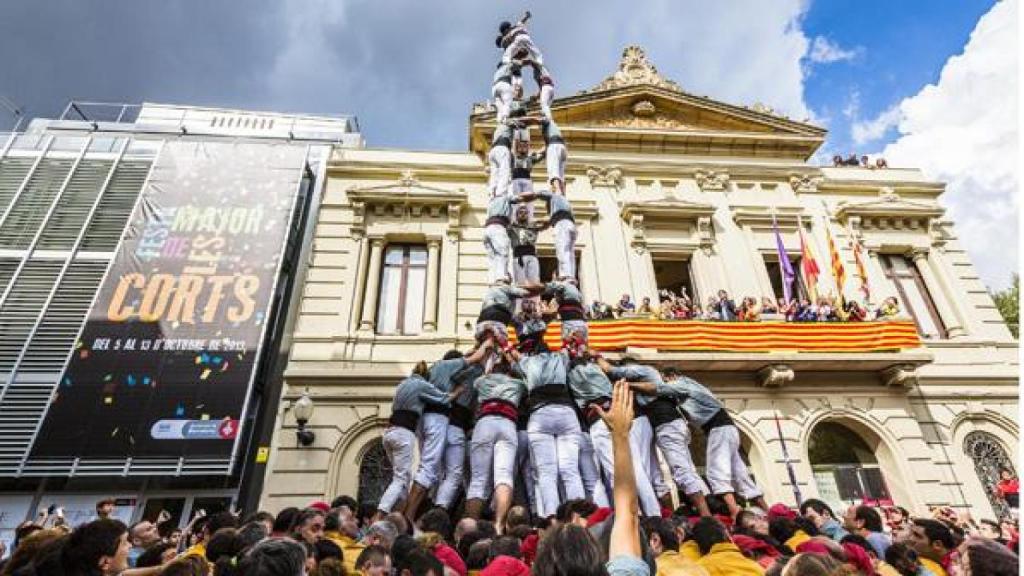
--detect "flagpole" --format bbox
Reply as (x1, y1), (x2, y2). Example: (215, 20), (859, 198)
(773, 405), (803, 506)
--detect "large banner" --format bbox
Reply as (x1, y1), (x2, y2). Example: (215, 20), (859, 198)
(31, 141), (306, 461)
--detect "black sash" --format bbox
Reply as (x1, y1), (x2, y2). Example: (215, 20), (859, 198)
(389, 410), (419, 432)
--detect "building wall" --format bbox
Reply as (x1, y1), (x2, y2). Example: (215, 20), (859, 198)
(262, 143), (1018, 518)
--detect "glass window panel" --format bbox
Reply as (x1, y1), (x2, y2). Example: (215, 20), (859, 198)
(859, 467), (891, 502)
(899, 280), (941, 338)
(408, 247), (428, 266)
(814, 470), (843, 512)
(384, 247), (405, 265)
(888, 255), (911, 274)
(377, 266), (402, 334)
(834, 466), (865, 503)
(403, 267), (426, 335)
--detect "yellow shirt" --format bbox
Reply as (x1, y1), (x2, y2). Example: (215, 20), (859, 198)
(324, 531), (366, 575)
(679, 540), (702, 563)
(183, 542), (206, 558)
(784, 530), (811, 551)
(656, 550), (709, 576)
(874, 560), (903, 576)
(696, 542), (765, 576)
(920, 557), (948, 576)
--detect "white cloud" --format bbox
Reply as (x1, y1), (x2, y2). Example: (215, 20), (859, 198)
(882, 0), (1018, 290)
(851, 104), (900, 145)
(808, 35), (862, 63)
(264, 0), (818, 148)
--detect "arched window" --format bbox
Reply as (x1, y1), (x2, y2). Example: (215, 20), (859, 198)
(964, 431), (1016, 518)
(808, 421), (891, 511)
(357, 438), (393, 509)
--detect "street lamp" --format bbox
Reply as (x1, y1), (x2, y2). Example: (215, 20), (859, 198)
(294, 390), (315, 447)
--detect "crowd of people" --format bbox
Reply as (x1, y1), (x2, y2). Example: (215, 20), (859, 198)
(584, 290), (901, 324)
(831, 154), (888, 169)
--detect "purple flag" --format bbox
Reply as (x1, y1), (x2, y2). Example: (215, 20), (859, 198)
(773, 215), (795, 303)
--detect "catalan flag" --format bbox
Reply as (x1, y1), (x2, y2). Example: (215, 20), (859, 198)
(797, 216), (820, 301)
(826, 223), (847, 308)
(850, 231), (871, 301)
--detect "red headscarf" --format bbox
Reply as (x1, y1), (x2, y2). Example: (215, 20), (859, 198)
(767, 503), (797, 521)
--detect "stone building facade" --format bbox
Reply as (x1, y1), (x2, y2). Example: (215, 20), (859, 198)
(259, 47), (1018, 519)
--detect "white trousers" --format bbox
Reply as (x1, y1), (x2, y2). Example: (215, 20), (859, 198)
(655, 419), (709, 496)
(528, 404), (584, 517)
(467, 415), (518, 500)
(503, 34), (544, 66)
(379, 426), (416, 513)
(488, 146), (511, 198)
(483, 223), (511, 284)
(513, 254), (540, 286)
(706, 425), (762, 499)
(649, 440), (670, 498)
(515, 429), (539, 514)
(579, 431), (609, 507)
(540, 84), (554, 122)
(589, 417), (662, 517)
(414, 412), (448, 489)
(545, 142), (566, 185)
(492, 81), (513, 124)
(553, 219), (577, 280)
(435, 424), (467, 508)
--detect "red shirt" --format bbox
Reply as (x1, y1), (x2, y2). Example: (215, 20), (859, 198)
(997, 478), (1019, 497)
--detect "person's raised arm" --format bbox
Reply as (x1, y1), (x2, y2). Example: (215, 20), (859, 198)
(597, 380), (642, 559)
(464, 340), (493, 366)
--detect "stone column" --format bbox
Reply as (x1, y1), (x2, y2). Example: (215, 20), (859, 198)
(423, 239), (441, 332)
(911, 248), (965, 338)
(348, 237), (371, 332)
(359, 238), (385, 331)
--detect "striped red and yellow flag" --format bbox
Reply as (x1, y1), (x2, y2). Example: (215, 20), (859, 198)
(798, 218), (821, 302)
(826, 224), (847, 307)
(507, 320), (921, 352)
(850, 233), (871, 301)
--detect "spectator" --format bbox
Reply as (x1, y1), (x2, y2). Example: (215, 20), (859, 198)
(465, 539), (493, 571)
(324, 506), (365, 574)
(127, 520), (161, 567)
(292, 508), (326, 545)
(162, 555), (210, 576)
(769, 518), (811, 552)
(616, 293), (636, 316)
(691, 517), (764, 575)
(60, 519), (130, 576)
(876, 158), (888, 169)
(883, 506), (911, 538)
(168, 528), (183, 548)
(884, 542), (923, 576)
(206, 527), (246, 574)
(713, 290), (737, 321)
(840, 300), (867, 322)
(908, 518), (955, 576)
(239, 538), (307, 576)
(642, 517), (703, 575)
(637, 296), (657, 318)
(243, 511), (275, 536)
(845, 153), (860, 166)
(185, 511), (238, 558)
(453, 518), (478, 548)
(832, 154), (844, 167)
(957, 535), (1019, 576)
(95, 499), (116, 521)
(134, 541), (178, 568)
(876, 297), (900, 320)
(272, 507), (300, 537)
(237, 521), (270, 550)
(738, 297), (761, 322)
(799, 499), (849, 542)
(760, 297), (778, 315)
(363, 521), (399, 551)
(843, 505), (890, 559)
(354, 544), (391, 576)
(861, 155), (871, 169)
(780, 553), (843, 574)
(1, 529), (65, 576)
(394, 549), (445, 576)
(995, 468), (1019, 510)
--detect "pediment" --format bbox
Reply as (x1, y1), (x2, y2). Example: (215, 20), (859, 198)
(469, 46), (826, 159)
(346, 170), (468, 206)
(620, 198), (716, 222)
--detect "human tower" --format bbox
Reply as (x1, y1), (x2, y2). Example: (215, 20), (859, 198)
(375, 13), (767, 533)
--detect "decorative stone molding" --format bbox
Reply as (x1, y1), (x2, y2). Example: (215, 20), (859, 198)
(694, 169), (730, 192)
(834, 186), (943, 231)
(620, 199), (716, 255)
(789, 173), (823, 194)
(582, 45), (683, 95)
(697, 216), (715, 255)
(757, 364), (795, 388)
(446, 203), (462, 243)
(882, 364), (919, 388)
(627, 213), (647, 254)
(759, 366), (793, 389)
(346, 174), (468, 240)
(586, 165), (624, 188)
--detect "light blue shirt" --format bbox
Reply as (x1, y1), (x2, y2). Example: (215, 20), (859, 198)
(608, 364), (663, 408)
(474, 373), (528, 407)
(392, 375), (449, 414)
(568, 361), (613, 409)
(516, 351), (569, 392)
(429, 358), (467, 394)
(657, 376), (723, 427)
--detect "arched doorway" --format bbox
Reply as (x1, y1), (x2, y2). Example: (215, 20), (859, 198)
(808, 421), (892, 512)
(964, 431), (1016, 518)
(357, 438), (393, 510)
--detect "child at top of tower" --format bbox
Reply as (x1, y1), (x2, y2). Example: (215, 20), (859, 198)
(496, 11), (544, 68)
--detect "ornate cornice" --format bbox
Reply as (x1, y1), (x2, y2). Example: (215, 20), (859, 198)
(694, 168), (730, 192)
(835, 186), (944, 232)
(731, 205), (806, 230)
(345, 170), (468, 238)
(620, 198), (717, 254)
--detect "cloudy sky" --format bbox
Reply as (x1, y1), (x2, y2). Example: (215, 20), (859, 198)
(1, 1), (1017, 289)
